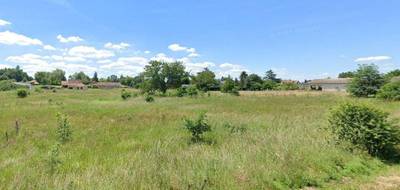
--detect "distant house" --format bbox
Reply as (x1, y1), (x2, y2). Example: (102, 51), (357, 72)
(61, 80), (87, 90)
(93, 82), (122, 89)
(306, 78), (351, 91)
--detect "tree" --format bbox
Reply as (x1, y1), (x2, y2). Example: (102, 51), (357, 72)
(192, 68), (217, 91)
(35, 72), (52, 85)
(384, 69), (400, 82)
(142, 61), (167, 93)
(221, 76), (236, 93)
(162, 61), (190, 89)
(246, 74), (263, 91)
(338, 71), (355, 78)
(347, 64), (384, 97)
(69, 72), (91, 84)
(50, 69), (66, 85)
(92, 72), (99, 82)
(239, 71), (248, 90)
(263, 80), (278, 90)
(107, 75), (119, 82)
(264, 69), (281, 83)
(0, 66), (31, 82)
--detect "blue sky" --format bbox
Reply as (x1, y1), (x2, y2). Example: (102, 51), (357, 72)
(0, 0), (399, 80)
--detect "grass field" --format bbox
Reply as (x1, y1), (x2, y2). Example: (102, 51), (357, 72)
(1, 89), (399, 189)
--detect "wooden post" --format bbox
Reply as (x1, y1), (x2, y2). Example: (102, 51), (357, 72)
(15, 120), (20, 135)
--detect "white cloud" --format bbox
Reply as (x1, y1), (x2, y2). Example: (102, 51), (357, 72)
(188, 52), (200, 57)
(144, 50), (151, 54)
(0, 19), (11, 26)
(43, 45), (57, 51)
(57, 34), (83, 43)
(6, 54), (47, 65)
(151, 53), (176, 62)
(68, 46), (115, 59)
(97, 59), (112, 64)
(218, 63), (248, 78)
(0, 64), (11, 69)
(354, 56), (391, 62)
(184, 61), (215, 73)
(50, 55), (86, 62)
(100, 56), (148, 76)
(0, 31), (43, 46)
(104, 42), (130, 50)
(168, 43), (200, 57)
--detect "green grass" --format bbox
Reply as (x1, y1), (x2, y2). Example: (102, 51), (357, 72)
(0, 89), (399, 189)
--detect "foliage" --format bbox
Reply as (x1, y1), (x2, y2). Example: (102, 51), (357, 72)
(192, 68), (217, 91)
(246, 74), (263, 91)
(277, 82), (299, 90)
(239, 71), (249, 90)
(69, 72), (91, 85)
(176, 87), (187, 97)
(144, 94), (154, 102)
(377, 81), (400, 101)
(384, 69), (400, 82)
(121, 89), (132, 100)
(220, 77), (236, 93)
(263, 80), (278, 90)
(35, 69), (66, 85)
(338, 71), (355, 78)
(264, 69), (281, 83)
(16, 89), (28, 98)
(47, 143), (62, 174)
(92, 72), (99, 82)
(347, 64), (385, 97)
(0, 66), (31, 82)
(223, 123), (247, 134)
(0, 80), (18, 91)
(162, 61), (190, 89)
(56, 113), (72, 144)
(329, 103), (400, 156)
(142, 61), (167, 93)
(186, 85), (198, 97)
(184, 113), (211, 142)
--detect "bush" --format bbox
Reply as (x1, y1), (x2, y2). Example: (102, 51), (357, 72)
(223, 122), (247, 134)
(121, 89), (132, 100)
(47, 143), (62, 174)
(230, 87), (240, 96)
(377, 81), (400, 101)
(184, 113), (211, 142)
(145, 94), (154, 102)
(187, 86), (198, 97)
(329, 103), (400, 156)
(16, 89), (28, 98)
(56, 113), (72, 144)
(0, 80), (18, 91)
(176, 87), (187, 97)
(348, 64), (385, 97)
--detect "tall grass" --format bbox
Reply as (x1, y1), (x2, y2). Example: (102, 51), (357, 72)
(0, 89), (399, 189)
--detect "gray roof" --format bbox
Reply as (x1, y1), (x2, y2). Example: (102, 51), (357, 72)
(309, 78), (351, 84)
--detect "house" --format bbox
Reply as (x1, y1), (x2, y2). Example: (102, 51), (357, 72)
(93, 82), (122, 89)
(61, 80), (87, 90)
(306, 78), (351, 91)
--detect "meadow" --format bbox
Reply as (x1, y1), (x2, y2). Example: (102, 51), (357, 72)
(1, 89), (399, 189)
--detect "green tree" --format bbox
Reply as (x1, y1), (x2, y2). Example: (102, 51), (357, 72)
(69, 72), (91, 84)
(162, 61), (190, 89)
(239, 71), (248, 90)
(192, 68), (217, 91)
(49, 69), (66, 85)
(264, 69), (281, 82)
(142, 61), (167, 93)
(221, 76), (236, 93)
(384, 69), (400, 82)
(92, 72), (99, 82)
(246, 74), (263, 91)
(347, 64), (384, 97)
(338, 71), (355, 78)
(0, 66), (31, 82)
(35, 72), (52, 85)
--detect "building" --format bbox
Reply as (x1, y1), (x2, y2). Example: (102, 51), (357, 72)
(306, 78), (351, 92)
(93, 82), (122, 89)
(61, 80), (87, 90)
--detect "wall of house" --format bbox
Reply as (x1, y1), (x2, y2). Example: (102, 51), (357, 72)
(319, 84), (347, 91)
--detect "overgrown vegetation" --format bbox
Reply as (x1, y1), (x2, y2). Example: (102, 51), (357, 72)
(16, 88), (28, 98)
(0, 80), (18, 91)
(184, 113), (211, 142)
(56, 113), (72, 144)
(329, 103), (400, 157)
(377, 81), (400, 101)
(121, 89), (132, 100)
(347, 64), (385, 97)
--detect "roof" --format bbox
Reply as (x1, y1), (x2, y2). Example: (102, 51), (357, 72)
(62, 80), (85, 87)
(309, 78), (351, 84)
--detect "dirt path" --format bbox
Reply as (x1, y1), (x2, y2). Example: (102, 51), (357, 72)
(359, 175), (400, 190)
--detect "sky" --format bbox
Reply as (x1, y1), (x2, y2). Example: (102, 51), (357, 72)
(0, 0), (399, 80)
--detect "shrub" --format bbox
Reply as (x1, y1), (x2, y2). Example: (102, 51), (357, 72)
(377, 81), (400, 101)
(329, 103), (400, 156)
(121, 89), (132, 100)
(16, 89), (28, 98)
(347, 64), (385, 97)
(176, 87), (187, 97)
(223, 123), (247, 134)
(0, 80), (18, 91)
(47, 143), (62, 174)
(184, 113), (211, 142)
(56, 113), (72, 144)
(221, 77), (235, 93)
(187, 86), (198, 97)
(145, 94), (154, 102)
